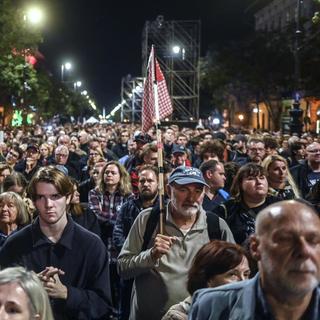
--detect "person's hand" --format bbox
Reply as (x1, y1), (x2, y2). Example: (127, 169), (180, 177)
(38, 267), (68, 300)
(26, 158), (36, 172)
(151, 234), (176, 261)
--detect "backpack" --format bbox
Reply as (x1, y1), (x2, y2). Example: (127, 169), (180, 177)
(141, 204), (222, 251)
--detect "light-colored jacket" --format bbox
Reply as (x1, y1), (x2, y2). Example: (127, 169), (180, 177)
(117, 204), (234, 320)
(161, 296), (191, 320)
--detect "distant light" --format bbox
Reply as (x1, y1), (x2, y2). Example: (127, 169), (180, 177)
(213, 118), (220, 125)
(189, 117), (194, 121)
(76, 81), (82, 87)
(238, 114), (244, 121)
(253, 107), (259, 113)
(26, 7), (44, 24)
(65, 62), (72, 70)
(165, 118), (169, 122)
(172, 46), (181, 54)
(81, 90), (88, 95)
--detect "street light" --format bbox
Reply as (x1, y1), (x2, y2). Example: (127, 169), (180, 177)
(74, 81), (82, 91)
(61, 62), (72, 82)
(24, 7), (44, 25)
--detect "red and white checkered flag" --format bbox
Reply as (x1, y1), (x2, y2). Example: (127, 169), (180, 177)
(142, 46), (173, 133)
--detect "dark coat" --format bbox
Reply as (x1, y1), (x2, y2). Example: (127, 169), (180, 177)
(290, 160), (313, 198)
(213, 196), (280, 245)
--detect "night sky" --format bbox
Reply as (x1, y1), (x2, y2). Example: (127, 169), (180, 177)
(39, 0), (258, 113)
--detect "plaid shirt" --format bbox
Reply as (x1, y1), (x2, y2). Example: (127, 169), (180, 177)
(88, 188), (127, 223)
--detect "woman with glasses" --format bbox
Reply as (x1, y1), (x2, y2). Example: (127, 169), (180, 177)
(262, 155), (300, 200)
(80, 147), (105, 182)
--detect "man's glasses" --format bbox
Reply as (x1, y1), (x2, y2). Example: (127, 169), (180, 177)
(8, 151), (19, 158)
(307, 149), (320, 154)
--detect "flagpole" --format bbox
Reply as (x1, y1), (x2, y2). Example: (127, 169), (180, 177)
(152, 46), (165, 235)
(142, 45), (172, 235)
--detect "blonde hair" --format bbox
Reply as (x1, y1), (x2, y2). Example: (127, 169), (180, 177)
(262, 155), (300, 198)
(0, 267), (54, 320)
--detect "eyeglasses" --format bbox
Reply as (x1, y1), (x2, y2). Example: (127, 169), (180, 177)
(307, 149), (320, 154)
(89, 153), (99, 156)
(8, 151), (19, 158)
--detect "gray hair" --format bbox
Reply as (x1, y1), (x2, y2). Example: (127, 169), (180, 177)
(0, 267), (54, 320)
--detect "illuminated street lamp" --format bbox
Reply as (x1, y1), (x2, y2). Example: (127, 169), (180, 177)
(74, 80), (82, 91)
(24, 6), (44, 25)
(61, 62), (72, 82)
(172, 45), (186, 60)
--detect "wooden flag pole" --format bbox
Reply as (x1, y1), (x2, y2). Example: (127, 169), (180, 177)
(152, 45), (165, 235)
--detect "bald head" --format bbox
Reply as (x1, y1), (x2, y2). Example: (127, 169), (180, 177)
(256, 200), (319, 236)
(251, 200), (320, 300)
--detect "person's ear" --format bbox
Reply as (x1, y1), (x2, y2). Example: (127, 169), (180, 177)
(33, 314), (40, 320)
(66, 194), (72, 205)
(205, 170), (213, 180)
(249, 234), (261, 261)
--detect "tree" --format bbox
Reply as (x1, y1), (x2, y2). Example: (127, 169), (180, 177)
(0, 0), (42, 112)
(200, 29), (304, 129)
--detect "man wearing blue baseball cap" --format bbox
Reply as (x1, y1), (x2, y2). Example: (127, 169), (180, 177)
(118, 166), (234, 320)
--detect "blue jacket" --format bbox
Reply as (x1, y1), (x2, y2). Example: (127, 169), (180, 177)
(189, 274), (320, 320)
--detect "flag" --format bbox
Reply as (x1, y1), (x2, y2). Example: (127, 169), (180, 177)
(142, 46), (173, 132)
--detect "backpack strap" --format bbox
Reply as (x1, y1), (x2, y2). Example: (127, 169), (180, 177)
(206, 211), (222, 240)
(141, 206), (222, 251)
(141, 203), (160, 251)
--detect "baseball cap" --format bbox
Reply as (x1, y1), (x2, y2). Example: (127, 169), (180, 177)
(26, 144), (40, 153)
(168, 166), (209, 187)
(172, 144), (187, 155)
(133, 132), (152, 144)
(234, 134), (247, 143)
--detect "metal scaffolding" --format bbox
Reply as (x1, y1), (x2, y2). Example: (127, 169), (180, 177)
(142, 16), (201, 121)
(120, 75), (144, 122)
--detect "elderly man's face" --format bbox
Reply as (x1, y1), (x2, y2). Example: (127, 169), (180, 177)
(55, 148), (69, 165)
(168, 183), (204, 218)
(254, 207), (320, 297)
(306, 142), (320, 165)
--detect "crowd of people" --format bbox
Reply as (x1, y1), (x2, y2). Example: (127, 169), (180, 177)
(0, 121), (319, 319)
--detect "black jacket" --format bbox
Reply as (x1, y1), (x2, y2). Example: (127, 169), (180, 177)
(0, 216), (112, 319)
(290, 160), (313, 198)
(213, 196), (280, 245)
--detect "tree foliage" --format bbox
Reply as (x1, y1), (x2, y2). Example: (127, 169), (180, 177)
(0, 0), (97, 122)
(200, 23), (320, 126)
